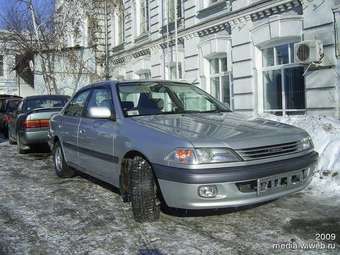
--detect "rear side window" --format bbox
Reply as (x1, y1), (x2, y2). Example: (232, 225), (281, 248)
(85, 88), (114, 117)
(64, 90), (90, 117)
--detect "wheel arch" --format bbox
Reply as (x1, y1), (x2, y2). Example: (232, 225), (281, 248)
(120, 150), (160, 200)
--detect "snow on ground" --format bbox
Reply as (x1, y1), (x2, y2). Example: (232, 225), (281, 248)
(258, 114), (340, 196)
(0, 142), (339, 254)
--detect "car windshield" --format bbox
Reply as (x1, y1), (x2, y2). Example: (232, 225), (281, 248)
(25, 97), (68, 112)
(118, 82), (231, 117)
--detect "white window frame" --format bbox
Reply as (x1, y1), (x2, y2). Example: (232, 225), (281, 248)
(199, 0), (224, 10)
(168, 62), (183, 80)
(162, 0), (182, 25)
(135, 0), (150, 36)
(208, 56), (232, 107)
(138, 71), (151, 80)
(112, 9), (124, 47)
(75, 18), (88, 47)
(260, 42), (306, 116)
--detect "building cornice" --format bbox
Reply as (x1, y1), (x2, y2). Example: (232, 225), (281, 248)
(111, 0), (302, 64)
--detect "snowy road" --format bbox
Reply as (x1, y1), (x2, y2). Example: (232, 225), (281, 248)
(0, 140), (339, 255)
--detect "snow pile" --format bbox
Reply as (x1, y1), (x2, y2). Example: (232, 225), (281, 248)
(258, 114), (340, 194)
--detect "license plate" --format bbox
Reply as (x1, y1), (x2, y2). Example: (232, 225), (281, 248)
(257, 170), (306, 196)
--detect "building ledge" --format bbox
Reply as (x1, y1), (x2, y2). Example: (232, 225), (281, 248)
(197, 1), (230, 19)
(134, 32), (150, 44)
(112, 44), (125, 52)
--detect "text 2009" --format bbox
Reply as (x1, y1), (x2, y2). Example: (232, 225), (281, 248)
(315, 233), (336, 241)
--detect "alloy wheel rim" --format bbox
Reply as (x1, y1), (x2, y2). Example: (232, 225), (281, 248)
(55, 146), (63, 171)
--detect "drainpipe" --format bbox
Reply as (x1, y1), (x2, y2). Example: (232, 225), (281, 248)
(333, 6), (340, 119)
(104, 0), (110, 80)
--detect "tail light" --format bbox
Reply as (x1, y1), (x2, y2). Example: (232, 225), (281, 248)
(23, 119), (50, 129)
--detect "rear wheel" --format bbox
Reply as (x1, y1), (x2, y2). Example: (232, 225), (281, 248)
(129, 156), (160, 222)
(8, 133), (16, 145)
(53, 141), (75, 178)
(17, 133), (28, 154)
(3, 126), (8, 138)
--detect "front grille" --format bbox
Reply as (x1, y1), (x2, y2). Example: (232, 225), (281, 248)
(236, 141), (300, 160)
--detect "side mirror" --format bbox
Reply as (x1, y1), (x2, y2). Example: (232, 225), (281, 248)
(88, 106), (115, 120)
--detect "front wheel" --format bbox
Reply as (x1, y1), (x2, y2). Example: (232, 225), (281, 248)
(129, 156), (160, 223)
(53, 141), (75, 178)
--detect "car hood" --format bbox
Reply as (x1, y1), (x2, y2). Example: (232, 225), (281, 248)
(131, 113), (308, 149)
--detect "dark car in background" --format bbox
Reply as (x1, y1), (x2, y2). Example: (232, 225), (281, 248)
(8, 95), (69, 153)
(0, 98), (22, 138)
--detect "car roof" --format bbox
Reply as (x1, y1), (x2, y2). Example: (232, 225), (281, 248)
(0, 95), (22, 99)
(5, 98), (22, 102)
(114, 79), (191, 85)
(77, 79), (192, 92)
(24, 95), (69, 100)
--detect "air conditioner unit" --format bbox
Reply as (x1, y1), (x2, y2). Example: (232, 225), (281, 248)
(294, 40), (324, 64)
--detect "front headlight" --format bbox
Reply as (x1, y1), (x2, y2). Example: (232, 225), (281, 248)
(299, 136), (313, 151)
(165, 147), (241, 164)
(195, 148), (241, 164)
(165, 148), (196, 164)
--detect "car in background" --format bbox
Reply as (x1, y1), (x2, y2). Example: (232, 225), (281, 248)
(8, 95), (69, 153)
(48, 80), (318, 223)
(0, 98), (22, 138)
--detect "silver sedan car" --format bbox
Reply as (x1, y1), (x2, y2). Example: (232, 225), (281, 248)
(49, 80), (318, 222)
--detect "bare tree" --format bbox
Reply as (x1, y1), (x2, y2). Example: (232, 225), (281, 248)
(0, 0), (99, 95)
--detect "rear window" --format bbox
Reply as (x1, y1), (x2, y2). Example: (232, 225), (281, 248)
(25, 98), (68, 112)
(6, 100), (21, 113)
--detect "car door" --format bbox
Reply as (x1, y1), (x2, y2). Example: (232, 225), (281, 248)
(59, 89), (91, 167)
(77, 86), (118, 184)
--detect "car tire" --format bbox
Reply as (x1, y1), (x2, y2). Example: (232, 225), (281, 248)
(8, 134), (16, 145)
(120, 174), (131, 203)
(129, 156), (160, 223)
(3, 127), (8, 138)
(16, 133), (28, 154)
(53, 141), (75, 178)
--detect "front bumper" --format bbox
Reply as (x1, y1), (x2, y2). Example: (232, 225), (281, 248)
(153, 152), (318, 209)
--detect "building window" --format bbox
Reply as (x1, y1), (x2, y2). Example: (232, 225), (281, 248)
(0, 55), (3, 77)
(74, 18), (88, 47)
(139, 71), (151, 80)
(209, 57), (231, 105)
(169, 63), (183, 80)
(117, 75), (125, 80)
(136, 0), (149, 35)
(201, 0), (224, 9)
(112, 9), (124, 46)
(163, 0), (182, 24)
(262, 43), (305, 115)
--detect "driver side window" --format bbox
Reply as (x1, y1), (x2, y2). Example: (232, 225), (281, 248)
(64, 90), (90, 117)
(85, 88), (115, 117)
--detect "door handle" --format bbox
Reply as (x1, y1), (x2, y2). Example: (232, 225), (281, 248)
(79, 129), (86, 134)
